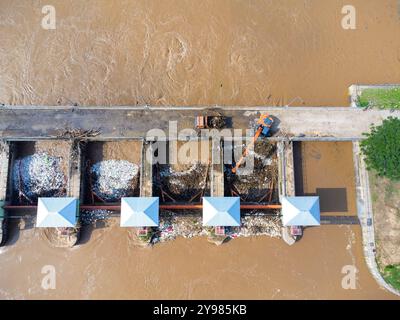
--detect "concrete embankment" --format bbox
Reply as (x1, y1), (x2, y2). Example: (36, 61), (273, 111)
(0, 141), (9, 245)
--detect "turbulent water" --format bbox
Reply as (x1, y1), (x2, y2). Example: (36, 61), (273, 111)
(1, 0), (400, 299)
(1, 0), (400, 106)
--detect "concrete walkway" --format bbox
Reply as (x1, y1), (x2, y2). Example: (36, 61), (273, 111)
(0, 105), (399, 140)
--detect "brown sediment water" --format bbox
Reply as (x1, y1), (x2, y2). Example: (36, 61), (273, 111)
(0, 217), (397, 299)
(86, 141), (142, 164)
(0, 0), (400, 106)
(1, 0), (400, 299)
(294, 141), (357, 216)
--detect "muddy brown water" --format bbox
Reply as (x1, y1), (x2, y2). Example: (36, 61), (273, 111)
(294, 141), (357, 216)
(85, 141), (142, 164)
(1, 0), (400, 299)
(1, 0), (400, 106)
(0, 217), (397, 299)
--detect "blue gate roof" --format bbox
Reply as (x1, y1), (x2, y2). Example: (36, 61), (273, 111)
(202, 197), (240, 227)
(36, 197), (78, 227)
(281, 196), (320, 226)
(120, 197), (159, 227)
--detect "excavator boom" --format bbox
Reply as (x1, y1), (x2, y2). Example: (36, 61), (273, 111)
(231, 126), (263, 174)
(231, 114), (273, 174)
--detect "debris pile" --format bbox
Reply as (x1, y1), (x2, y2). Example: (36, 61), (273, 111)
(237, 215), (282, 238)
(225, 140), (278, 202)
(13, 153), (66, 202)
(56, 128), (101, 140)
(153, 212), (281, 243)
(90, 160), (139, 202)
(156, 162), (209, 201)
(156, 214), (207, 242)
(80, 210), (112, 225)
(208, 116), (226, 129)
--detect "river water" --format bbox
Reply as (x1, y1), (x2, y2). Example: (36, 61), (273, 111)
(0, 218), (396, 299)
(0, 0), (400, 299)
(1, 0), (400, 106)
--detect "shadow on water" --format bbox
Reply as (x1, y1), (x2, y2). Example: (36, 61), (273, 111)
(4, 214), (112, 247)
(76, 219), (109, 245)
(3, 215), (35, 247)
(293, 141), (305, 195)
(315, 188), (348, 212)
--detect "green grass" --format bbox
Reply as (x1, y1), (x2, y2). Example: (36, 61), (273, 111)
(371, 191), (379, 204)
(382, 265), (400, 290)
(358, 88), (400, 109)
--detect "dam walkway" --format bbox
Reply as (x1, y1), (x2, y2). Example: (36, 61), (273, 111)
(0, 105), (399, 140)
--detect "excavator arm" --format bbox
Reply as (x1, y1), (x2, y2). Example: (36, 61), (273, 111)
(231, 113), (273, 174)
(231, 126), (263, 174)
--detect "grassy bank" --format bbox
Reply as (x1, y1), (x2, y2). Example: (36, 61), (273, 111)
(382, 265), (400, 290)
(369, 171), (400, 290)
(358, 88), (400, 109)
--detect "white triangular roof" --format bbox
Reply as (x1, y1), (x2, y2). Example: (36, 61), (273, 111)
(36, 197), (78, 228)
(202, 197), (240, 227)
(120, 197), (159, 227)
(281, 196), (320, 226)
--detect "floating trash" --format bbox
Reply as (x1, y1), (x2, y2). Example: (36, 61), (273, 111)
(91, 160), (139, 202)
(80, 210), (112, 225)
(238, 215), (282, 238)
(153, 213), (282, 243)
(157, 215), (207, 242)
(13, 153), (66, 202)
(156, 162), (209, 200)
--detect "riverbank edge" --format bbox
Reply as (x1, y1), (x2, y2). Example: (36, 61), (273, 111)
(348, 84), (400, 108)
(353, 141), (400, 296)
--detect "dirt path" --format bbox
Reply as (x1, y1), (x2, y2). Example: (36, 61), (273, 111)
(369, 172), (400, 267)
